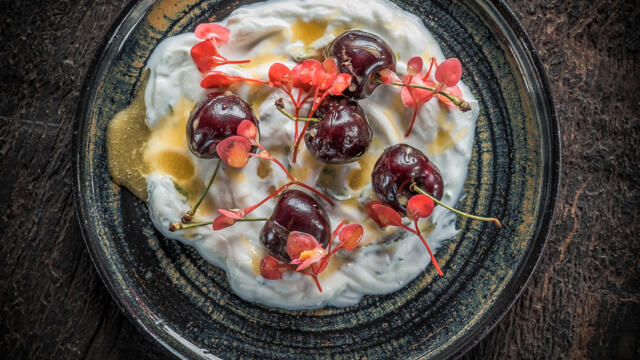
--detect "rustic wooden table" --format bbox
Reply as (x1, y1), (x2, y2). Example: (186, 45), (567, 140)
(1, 0), (638, 358)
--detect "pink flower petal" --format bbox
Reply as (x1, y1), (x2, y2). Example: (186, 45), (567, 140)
(314, 68), (336, 90)
(268, 62), (292, 90)
(338, 224), (364, 251)
(200, 72), (239, 88)
(190, 40), (224, 72)
(371, 203), (403, 227)
(435, 58), (462, 88)
(217, 208), (243, 220)
(212, 215), (236, 230)
(216, 136), (251, 168)
(295, 258), (315, 271)
(437, 85), (462, 107)
(328, 73), (352, 95)
(407, 56), (423, 76)
(365, 201), (402, 228)
(237, 120), (258, 140)
(292, 248), (327, 271)
(260, 256), (283, 280)
(194, 23), (230, 43)
(378, 68), (398, 85)
(401, 86), (416, 107)
(407, 194), (435, 220)
(322, 57), (337, 75)
(293, 59), (322, 88)
(286, 231), (320, 260)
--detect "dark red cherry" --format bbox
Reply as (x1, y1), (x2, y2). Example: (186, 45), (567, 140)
(259, 190), (331, 261)
(371, 144), (444, 215)
(187, 92), (259, 158)
(304, 96), (372, 164)
(324, 30), (396, 99)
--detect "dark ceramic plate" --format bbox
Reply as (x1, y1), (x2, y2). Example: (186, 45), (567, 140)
(74, 0), (560, 359)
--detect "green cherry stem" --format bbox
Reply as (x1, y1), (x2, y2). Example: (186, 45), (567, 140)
(378, 79), (471, 112)
(182, 159), (221, 223)
(275, 99), (319, 122)
(410, 183), (502, 227)
(168, 217), (268, 232)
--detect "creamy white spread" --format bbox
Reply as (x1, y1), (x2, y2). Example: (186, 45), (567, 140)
(143, 0), (479, 309)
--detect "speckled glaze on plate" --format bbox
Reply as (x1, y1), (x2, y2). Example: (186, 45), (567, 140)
(74, 0), (560, 359)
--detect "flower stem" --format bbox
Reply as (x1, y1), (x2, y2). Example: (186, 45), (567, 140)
(292, 87), (321, 163)
(182, 159), (221, 223)
(273, 158), (295, 181)
(311, 274), (323, 292)
(379, 79), (471, 112)
(225, 59), (251, 65)
(405, 105), (419, 137)
(410, 183), (502, 227)
(241, 182), (292, 216)
(239, 77), (268, 84)
(414, 219), (443, 276)
(293, 181), (334, 206)
(292, 122), (309, 163)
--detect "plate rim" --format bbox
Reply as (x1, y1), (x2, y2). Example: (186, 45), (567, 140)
(73, 0), (561, 359)
(439, 3), (561, 358)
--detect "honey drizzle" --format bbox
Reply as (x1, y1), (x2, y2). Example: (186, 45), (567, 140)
(426, 109), (469, 155)
(106, 73), (151, 200)
(106, 82), (215, 216)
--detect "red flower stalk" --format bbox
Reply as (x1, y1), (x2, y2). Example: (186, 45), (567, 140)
(365, 200), (443, 276)
(267, 59), (352, 163)
(260, 221), (364, 291)
(201, 71), (267, 89)
(214, 120), (333, 227)
(377, 56), (471, 136)
(191, 23), (266, 89)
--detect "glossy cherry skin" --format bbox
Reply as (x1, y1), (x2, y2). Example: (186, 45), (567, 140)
(187, 93), (259, 158)
(260, 190), (331, 261)
(304, 96), (372, 164)
(324, 30), (396, 99)
(371, 144), (444, 215)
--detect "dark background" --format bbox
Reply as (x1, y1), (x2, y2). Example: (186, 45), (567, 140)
(1, 0), (639, 358)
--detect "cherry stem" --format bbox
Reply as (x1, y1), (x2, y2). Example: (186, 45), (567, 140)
(379, 79), (471, 112)
(410, 183), (502, 227)
(169, 217), (268, 232)
(414, 219), (443, 276)
(275, 103), (319, 123)
(182, 159), (221, 223)
(169, 220), (213, 231)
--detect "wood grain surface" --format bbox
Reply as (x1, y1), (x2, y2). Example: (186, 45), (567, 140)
(1, 0), (638, 359)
